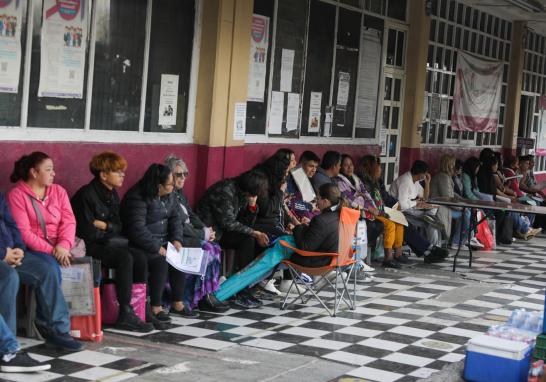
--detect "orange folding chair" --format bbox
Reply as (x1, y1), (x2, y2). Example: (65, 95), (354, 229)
(278, 207), (360, 316)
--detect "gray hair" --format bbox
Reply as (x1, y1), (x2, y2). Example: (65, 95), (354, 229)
(164, 154), (189, 174)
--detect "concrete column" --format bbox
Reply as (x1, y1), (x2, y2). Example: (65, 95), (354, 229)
(193, 0), (253, 193)
(399, 0), (430, 172)
(503, 21), (526, 154)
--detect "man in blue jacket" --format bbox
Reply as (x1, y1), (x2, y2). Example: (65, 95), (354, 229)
(0, 193), (82, 355)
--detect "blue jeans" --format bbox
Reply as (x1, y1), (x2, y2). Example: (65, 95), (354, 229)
(0, 261), (20, 355)
(451, 209), (471, 245)
(511, 213), (530, 234)
(16, 251), (70, 336)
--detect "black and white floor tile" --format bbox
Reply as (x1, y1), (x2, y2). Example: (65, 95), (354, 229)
(0, 338), (162, 382)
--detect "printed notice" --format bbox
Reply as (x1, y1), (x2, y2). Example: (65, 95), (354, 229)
(166, 242), (207, 276)
(280, 48), (294, 92)
(247, 14), (269, 102)
(355, 29), (382, 130)
(61, 262), (94, 316)
(39, 0), (88, 98)
(268, 91), (284, 134)
(286, 92), (299, 132)
(0, 0), (23, 93)
(337, 71), (350, 107)
(158, 74), (179, 126)
(233, 102), (246, 140)
(308, 91), (322, 133)
(380, 130), (387, 156)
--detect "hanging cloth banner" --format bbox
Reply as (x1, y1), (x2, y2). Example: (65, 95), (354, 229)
(38, 0), (87, 98)
(0, 0), (23, 93)
(247, 14), (269, 102)
(451, 51), (503, 132)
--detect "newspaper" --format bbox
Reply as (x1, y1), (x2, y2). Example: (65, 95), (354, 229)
(384, 207), (409, 226)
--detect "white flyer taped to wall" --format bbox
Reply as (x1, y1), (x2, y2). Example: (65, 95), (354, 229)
(290, 166), (316, 203)
(39, 0), (88, 98)
(308, 91), (322, 133)
(336, 72), (350, 107)
(0, 0), (23, 93)
(280, 48), (294, 92)
(247, 14), (269, 102)
(158, 74), (179, 126)
(268, 91), (284, 134)
(233, 102), (246, 140)
(380, 130), (387, 156)
(286, 92), (299, 132)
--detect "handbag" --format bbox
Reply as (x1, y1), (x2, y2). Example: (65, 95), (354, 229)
(29, 196), (86, 257)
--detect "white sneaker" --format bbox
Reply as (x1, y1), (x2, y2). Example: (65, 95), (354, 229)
(356, 270), (374, 282)
(469, 237), (485, 248)
(260, 279), (282, 296)
(358, 261), (375, 272)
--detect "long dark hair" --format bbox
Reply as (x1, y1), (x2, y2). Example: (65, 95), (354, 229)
(462, 157), (480, 189)
(138, 164), (172, 199)
(254, 152), (291, 194)
(236, 169), (269, 198)
(10, 152), (51, 183)
(477, 156), (498, 195)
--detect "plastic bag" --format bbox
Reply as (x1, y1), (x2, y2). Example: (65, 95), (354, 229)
(476, 212), (494, 250)
(101, 283), (147, 325)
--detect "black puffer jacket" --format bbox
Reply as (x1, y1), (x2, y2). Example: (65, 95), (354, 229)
(71, 179), (124, 247)
(120, 185), (183, 254)
(291, 208), (340, 267)
(174, 189), (207, 247)
(195, 178), (257, 239)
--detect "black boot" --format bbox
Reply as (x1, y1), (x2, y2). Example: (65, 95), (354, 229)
(198, 294), (230, 313)
(145, 300), (170, 330)
(116, 305), (154, 333)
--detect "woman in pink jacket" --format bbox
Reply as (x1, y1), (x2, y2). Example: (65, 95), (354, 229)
(7, 152), (76, 267)
(5, 151), (83, 352)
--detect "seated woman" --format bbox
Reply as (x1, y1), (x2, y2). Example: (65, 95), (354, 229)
(71, 151), (152, 332)
(332, 154), (382, 274)
(165, 155), (228, 314)
(196, 169), (270, 309)
(120, 164), (183, 329)
(351, 156), (405, 269)
(6, 152), (83, 351)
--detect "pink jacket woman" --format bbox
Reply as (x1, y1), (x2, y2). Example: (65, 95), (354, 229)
(7, 153), (75, 257)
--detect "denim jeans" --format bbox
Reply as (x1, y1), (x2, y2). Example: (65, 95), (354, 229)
(0, 261), (20, 355)
(451, 209), (471, 245)
(511, 212), (530, 234)
(16, 251), (71, 336)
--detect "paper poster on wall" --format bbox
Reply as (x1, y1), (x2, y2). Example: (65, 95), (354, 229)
(0, 0), (23, 93)
(355, 29), (382, 130)
(280, 48), (294, 92)
(336, 72), (350, 107)
(308, 91), (322, 133)
(233, 102), (246, 140)
(247, 14), (269, 102)
(286, 93), (299, 132)
(158, 74), (179, 126)
(536, 98), (546, 155)
(380, 129), (387, 156)
(268, 91), (284, 134)
(38, 0), (88, 98)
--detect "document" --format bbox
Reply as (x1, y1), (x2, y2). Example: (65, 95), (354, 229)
(158, 74), (179, 126)
(336, 72), (350, 107)
(290, 166), (316, 203)
(384, 207), (408, 226)
(61, 262), (95, 316)
(268, 91), (284, 134)
(233, 102), (246, 140)
(280, 49), (294, 92)
(166, 242), (208, 276)
(308, 91), (322, 133)
(247, 14), (269, 102)
(286, 93), (299, 132)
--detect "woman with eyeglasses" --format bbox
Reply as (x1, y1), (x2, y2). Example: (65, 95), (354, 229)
(71, 152), (153, 333)
(164, 155), (228, 315)
(120, 164), (183, 329)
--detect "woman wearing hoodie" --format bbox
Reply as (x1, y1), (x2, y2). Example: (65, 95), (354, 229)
(6, 152), (83, 352)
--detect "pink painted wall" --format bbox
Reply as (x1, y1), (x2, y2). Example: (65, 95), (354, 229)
(0, 141), (381, 206)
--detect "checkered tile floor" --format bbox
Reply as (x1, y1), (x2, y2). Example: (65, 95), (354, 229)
(102, 233), (546, 382)
(14, 235), (546, 382)
(0, 338), (162, 382)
